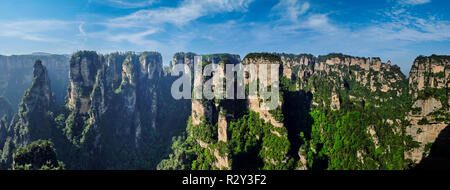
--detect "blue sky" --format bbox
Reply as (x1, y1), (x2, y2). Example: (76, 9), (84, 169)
(0, 0), (449, 74)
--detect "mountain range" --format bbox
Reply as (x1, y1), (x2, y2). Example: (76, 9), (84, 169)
(0, 51), (448, 170)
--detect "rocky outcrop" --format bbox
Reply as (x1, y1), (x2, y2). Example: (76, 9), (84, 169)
(1, 60), (56, 167)
(279, 54), (315, 89)
(0, 54), (69, 109)
(243, 54), (283, 128)
(67, 51), (101, 114)
(189, 53), (241, 124)
(13, 60), (54, 144)
(406, 124), (447, 163)
(185, 53), (242, 170)
(170, 52), (411, 170)
(1, 50), (446, 170)
(277, 53), (447, 167)
(64, 51), (164, 168)
(217, 109), (228, 143)
(408, 55), (449, 97)
(330, 90), (341, 111)
(173, 52), (196, 74)
(405, 55), (449, 164)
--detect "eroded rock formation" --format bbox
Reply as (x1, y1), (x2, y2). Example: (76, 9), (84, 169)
(405, 55), (449, 164)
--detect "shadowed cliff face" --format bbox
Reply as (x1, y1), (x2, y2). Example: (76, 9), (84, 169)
(282, 90), (313, 162)
(415, 125), (450, 170)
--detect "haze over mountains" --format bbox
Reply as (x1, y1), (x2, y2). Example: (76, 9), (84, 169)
(0, 51), (448, 170)
(0, 54), (69, 110)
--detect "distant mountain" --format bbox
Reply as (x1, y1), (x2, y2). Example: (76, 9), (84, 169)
(31, 52), (53, 56)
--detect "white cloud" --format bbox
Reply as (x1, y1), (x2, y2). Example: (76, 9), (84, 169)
(398, 0), (431, 5)
(0, 20), (76, 42)
(78, 22), (87, 36)
(109, 0), (253, 27)
(106, 28), (160, 45)
(272, 0), (310, 22)
(269, 1), (335, 35)
(91, 0), (157, 9)
(305, 14), (329, 27)
(97, 0), (254, 55)
(363, 9), (450, 42)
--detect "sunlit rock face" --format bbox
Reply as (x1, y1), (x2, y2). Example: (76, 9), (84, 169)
(408, 55), (449, 97)
(405, 55), (449, 164)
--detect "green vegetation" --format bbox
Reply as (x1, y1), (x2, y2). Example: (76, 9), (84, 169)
(229, 111), (293, 169)
(245, 53), (282, 63)
(318, 53), (359, 62)
(158, 120), (218, 170)
(174, 52), (196, 61)
(0, 97), (13, 123)
(418, 118), (429, 125)
(303, 109), (414, 170)
(1, 51), (448, 171)
(12, 140), (65, 170)
(278, 53), (315, 61)
(189, 118), (217, 144)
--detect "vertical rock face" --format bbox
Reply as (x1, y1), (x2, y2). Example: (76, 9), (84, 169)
(405, 55), (449, 164)
(190, 54), (241, 125)
(67, 51), (101, 114)
(1, 60), (56, 167)
(243, 54), (283, 128)
(294, 53), (407, 109)
(25, 60), (54, 112)
(183, 53), (242, 170)
(279, 54), (315, 82)
(173, 52), (196, 74)
(2, 51), (445, 170)
(0, 54), (69, 110)
(14, 60), (55, 144)
(217, 108), (228, 143)
(64, 51), (164, 169)
(138, 52), (163, 131)
(161, 52), (415, 170)
(330, 90), (341, 111)
(408, 55), (449, 97)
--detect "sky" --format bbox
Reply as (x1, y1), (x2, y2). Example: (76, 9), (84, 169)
(0, 0), (449, 74)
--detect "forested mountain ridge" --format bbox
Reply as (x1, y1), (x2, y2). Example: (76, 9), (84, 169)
(158, 53), (449, 170)
(0, 51), (448, 170)
(1, 51), (190, 169)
